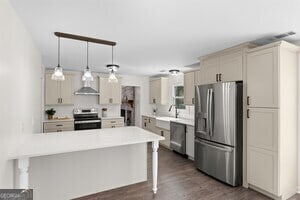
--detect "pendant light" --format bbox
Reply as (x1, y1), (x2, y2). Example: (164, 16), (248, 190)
(82, 42), (94, 81)
(107, 46), (119, 83)
(51, 37), (65, 81)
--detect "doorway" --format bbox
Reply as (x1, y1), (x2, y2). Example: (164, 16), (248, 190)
(121, 86), (139, 126)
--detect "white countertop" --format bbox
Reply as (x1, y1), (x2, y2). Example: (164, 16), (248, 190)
(8, 127), (164, 160)
(142, 114), (194, 126)
(43, 118), (74, 123)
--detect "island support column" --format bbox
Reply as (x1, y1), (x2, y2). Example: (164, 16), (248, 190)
(17, 158), (29, 189)
(152, 141), (159, 194)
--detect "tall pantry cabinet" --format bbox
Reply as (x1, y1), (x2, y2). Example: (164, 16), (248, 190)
(246, 41), (299, 200)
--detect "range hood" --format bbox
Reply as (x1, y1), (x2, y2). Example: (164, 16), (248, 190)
(75, 80), (100, 95)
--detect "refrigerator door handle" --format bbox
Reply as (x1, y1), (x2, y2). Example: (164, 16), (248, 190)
(209, 89), (214, 136)
(195, 138), (233, 153)
(206, 89), (210, 134)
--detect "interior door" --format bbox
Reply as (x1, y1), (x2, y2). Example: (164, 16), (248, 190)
(210, 82), (238, 147)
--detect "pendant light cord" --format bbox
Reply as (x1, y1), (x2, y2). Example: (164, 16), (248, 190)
(112, 46), (114, 64)
(86, 42), (89, 69)
(58, 37), (60, 66)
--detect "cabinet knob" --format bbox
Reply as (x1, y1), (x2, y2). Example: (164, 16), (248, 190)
(161, 131), (164, 136)
(247, 96), (250, 106)
(216, 74), (219, 82)
(247, 109), (250, 118)
(192, 98), (195, 104)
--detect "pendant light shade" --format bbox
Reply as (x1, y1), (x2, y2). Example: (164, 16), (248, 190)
(82, 42), (94, 81)
(107, 64), (119, 83)
(51, 37), (65, 81)
(107, 46), (119, 83)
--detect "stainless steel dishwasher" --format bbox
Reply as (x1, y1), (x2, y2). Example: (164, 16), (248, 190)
(170, 121), (186, 155)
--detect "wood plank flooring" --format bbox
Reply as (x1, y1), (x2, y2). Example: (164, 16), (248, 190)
(74, 144), (300, 200)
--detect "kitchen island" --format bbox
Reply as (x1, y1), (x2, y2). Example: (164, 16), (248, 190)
(8, 127), (164, 200)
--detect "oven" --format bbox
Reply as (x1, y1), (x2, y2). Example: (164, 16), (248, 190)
(73, 108), (101, 131)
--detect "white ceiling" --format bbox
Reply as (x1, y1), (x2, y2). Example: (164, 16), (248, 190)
(10, 0), (300, 76)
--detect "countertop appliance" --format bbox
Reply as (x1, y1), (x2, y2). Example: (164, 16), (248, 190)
(73, 108), (101, 130)
(194, 81), (243, 186)
(170, 121), (186, 155)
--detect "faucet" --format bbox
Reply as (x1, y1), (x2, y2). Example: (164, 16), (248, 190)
(169, 105), (179, 118)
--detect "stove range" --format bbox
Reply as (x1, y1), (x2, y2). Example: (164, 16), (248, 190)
(73, 108), (101, 130)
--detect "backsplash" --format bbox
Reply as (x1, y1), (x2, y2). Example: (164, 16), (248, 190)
(154, 74), (195, 120)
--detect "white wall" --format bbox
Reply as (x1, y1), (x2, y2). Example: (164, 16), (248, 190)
(156, 74), (194, 120)
(0, 0), (42, 187)
(44, 71), (153, 127)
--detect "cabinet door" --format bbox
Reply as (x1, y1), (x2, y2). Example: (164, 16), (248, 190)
(99, 77), (110, 104)
(246, 47), (279, 108)
(110, 81), (121, 104)
(45, 74), (60, 105)
(194, 69), (204, 85)
(186, 125), (195, 158)
(142, 116), (148, 130)
(247, 108), (278, 151)
(60, 74), (74, 104)
(219, 52), (243, 82)
(247, 147), (278, 195)
(149, 79), (160, 104)
(202, 57), (219, 84)
(148, 117), (157, 133)
(184, 72), (195, 105)
(158, 129), (170, 148)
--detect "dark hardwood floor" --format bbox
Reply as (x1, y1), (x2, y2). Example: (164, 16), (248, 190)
(75, 144), (300, 200)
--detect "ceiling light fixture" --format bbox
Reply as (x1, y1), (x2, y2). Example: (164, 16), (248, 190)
(82, 42), (94, 81)
(51, 37), (65, 81)
(107, 46), (119, 83)
(169, 69), (180, 75)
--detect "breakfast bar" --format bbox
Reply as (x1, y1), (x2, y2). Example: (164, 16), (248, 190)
(8, 127), (164, 200)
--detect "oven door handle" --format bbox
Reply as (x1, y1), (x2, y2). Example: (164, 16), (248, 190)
(74, 120), (101, 124)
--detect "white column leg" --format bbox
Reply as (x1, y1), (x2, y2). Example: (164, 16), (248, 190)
(17, 158), (29, 189)
(152, 141), (159, 194)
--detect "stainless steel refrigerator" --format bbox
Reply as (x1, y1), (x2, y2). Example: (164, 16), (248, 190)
(194, 81), (243, 186)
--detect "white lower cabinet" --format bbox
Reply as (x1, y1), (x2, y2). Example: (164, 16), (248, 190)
(186, 125), (194, 159)
(101, 118), (124, 129)
(247, 147), (278, 195)
(43, 121), (74, 133)
(156, 128), (170, 148)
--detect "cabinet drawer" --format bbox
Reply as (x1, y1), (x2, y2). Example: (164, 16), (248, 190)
(44, 121), (74, 130)
(102, 118), (124, 129)
(247, 147), (278, 195)
(247, 108), (278, 151)
(44, 127), (74, 133)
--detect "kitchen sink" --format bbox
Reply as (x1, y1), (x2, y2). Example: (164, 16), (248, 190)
(156, 117), (179, 130)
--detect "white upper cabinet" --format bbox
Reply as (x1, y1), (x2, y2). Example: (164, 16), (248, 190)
(184, 71), (195, 105)
(149, 77), (169, 104)
(45, 73), (74, 105)
(202, 57), (220, 84)
(99, 77), (121, 104)
(246, 47), (279, 108)
(197, 50), (244, 85)
(219, 51), (243, 82)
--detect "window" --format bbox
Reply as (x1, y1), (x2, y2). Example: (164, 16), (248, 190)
(173, 85), (185, 109)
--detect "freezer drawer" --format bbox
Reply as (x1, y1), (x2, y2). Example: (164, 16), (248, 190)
(194, 138), (241, 186)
